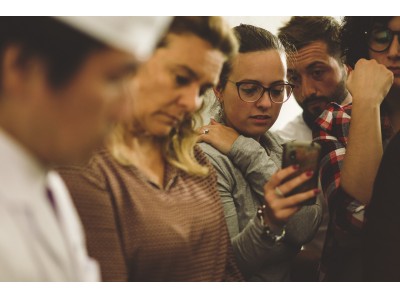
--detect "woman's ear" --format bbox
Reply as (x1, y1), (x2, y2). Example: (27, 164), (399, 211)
(213, 83), (224, 103)
(345, 63), (353, 75)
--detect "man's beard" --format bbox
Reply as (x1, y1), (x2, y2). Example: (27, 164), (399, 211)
(302, 77), (348, 129)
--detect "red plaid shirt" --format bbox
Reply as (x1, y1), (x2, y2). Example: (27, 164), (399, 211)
(312, 102), (393, 280)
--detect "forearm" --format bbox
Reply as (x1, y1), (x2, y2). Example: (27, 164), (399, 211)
(341, 102), (383, 205)
(341, 58), (393, 204)
(218, 182), (296, 277)
(284, 199), (322, 246)
(231, 216), (298, 277)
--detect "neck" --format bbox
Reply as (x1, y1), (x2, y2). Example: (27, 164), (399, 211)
(0, 104), (51, 168)
(342, 91), (353, 106)
(125, 135), (166, 188)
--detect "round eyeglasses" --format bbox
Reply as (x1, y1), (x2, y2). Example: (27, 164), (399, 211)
(227, 80), (294, 104)
(366, 28), (400, 53)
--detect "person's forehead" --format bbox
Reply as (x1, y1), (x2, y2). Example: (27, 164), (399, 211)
(232, 50), (286, 81)
(289, 41), (334, 71)
(163, 34), (225, 84)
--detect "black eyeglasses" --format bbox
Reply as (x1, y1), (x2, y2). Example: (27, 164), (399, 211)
(366, 28), (400, 53)
(227, 80), (294, 104)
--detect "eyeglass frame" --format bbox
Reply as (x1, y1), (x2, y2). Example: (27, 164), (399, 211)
(227, 79), (295, 104)
(365, 27), (400, 53)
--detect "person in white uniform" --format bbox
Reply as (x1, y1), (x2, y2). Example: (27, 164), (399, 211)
(0, 16), (170, 281)
(275, 17), (352, 280)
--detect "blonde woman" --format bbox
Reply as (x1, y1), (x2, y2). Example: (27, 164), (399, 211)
(58, 16), (242, 282)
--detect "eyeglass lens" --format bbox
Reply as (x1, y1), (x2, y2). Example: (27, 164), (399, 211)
(369, 28), (399, 52)
(238, 82), (291, 103)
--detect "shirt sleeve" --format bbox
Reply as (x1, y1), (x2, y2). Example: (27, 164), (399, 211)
(202, 137), (321, 278)
(228, 135), (322, 246)
(313, 103), (366, 234)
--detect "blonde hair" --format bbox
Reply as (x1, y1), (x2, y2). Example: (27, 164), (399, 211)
(108, 17), (238, 177)
(107, 110), (207, 176)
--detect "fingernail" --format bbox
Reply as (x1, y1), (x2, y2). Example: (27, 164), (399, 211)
(293, 164), (300, 170)
(314, 188), (320, 195)
(306, 170), (314, 177)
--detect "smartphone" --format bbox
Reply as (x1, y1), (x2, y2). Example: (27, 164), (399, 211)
(281, 141), (321, 205)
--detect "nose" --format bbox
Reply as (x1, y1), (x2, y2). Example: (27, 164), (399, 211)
(255, 90), (273, 109)
(178, 83), (201, 113)
(301, 76), (318, 100)
(387, 35), (400, 60)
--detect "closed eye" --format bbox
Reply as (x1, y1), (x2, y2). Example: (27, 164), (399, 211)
(270, 86), (285, 96)
(176, 75), (191, 86)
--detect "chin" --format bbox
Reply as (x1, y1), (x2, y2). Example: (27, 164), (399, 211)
(150, 127), (174, 138)
(243, 128), (268, 139)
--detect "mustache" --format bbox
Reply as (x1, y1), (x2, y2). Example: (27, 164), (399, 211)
(302, 96), (331, 107)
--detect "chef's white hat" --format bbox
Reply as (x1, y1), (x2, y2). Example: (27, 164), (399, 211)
(54, 16), (171, 61)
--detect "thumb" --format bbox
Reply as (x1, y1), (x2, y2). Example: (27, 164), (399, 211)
(210, 118), (219, 125)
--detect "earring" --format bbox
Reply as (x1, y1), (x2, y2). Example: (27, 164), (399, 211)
(218, 103), (225, 121)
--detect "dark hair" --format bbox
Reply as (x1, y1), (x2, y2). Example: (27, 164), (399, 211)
(218, 23), (286, 88)
(0, 17), (106, 89)
(340, 16), (394, 68)
(278, 16), (342, 61)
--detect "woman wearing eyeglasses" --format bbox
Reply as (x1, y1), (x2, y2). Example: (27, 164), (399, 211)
(311, 17), (398, 281)
(198, 24), (322, 281)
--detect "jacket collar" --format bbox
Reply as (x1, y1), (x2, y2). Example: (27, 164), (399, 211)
(0, 128), (48, 204)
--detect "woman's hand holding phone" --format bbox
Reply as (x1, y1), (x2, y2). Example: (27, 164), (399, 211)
(261, 165), (320, 230)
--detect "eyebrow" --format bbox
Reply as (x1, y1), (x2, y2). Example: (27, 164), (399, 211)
(238, 79), (287, 86)
(176, 64), (217, 91)
(305, 62), (328, 71)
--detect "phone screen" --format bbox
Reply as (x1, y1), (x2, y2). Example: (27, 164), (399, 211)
(281, 141), (321, 205)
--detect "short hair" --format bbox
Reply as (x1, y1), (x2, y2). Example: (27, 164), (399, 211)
(278, 16), (342, 60)
(340, 16), (394, 68)
(0, 17), (106, 89)
(218, 23), (286, 88)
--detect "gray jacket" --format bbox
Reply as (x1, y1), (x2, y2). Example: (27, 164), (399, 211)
(200, 131), (322, 281)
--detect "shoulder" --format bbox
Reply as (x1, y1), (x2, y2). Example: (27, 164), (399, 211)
(315, 103), (352, 131)
(196, 143), (239, 185)
(197, 142), (234, 170)
(313, 103), (352, 143)
(57, 148), (115, 190)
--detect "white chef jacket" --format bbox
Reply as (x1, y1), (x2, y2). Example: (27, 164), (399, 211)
(0, 128), (99, 281)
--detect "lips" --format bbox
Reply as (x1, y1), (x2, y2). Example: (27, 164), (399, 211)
(249, 115), (271, 120)
(303, 97), (331, 111)
(160, 112), (181, 125)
